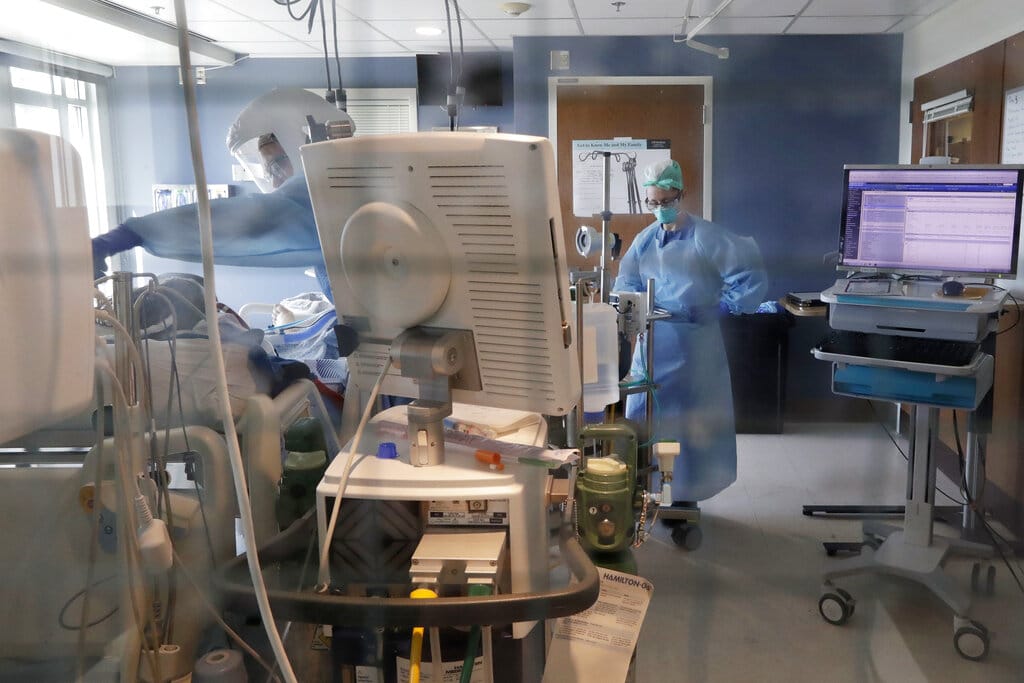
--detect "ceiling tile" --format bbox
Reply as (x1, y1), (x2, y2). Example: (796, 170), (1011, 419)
(8, 2), (233, 65)
(207, 0), (355, 22)
(188, 20), (298, 42)
(786, 15), (902, 33)
(699, 17), (795, 34)
(218, 41), (318, 55)
(471, 18), (582, 40)
(804, 0), (935, 16)
(338, 0), (487, 21)
(463, 1), (575, 20)
(113, 0), (245, 23)
(689, 0), (810, 18)
(305, 41), (414, 56)
(369, 20), (486, 41)
(261, 19), (386, 42)
(573, 1), (687, 19)
(579, 18), (687, 36)
(887, 14), (928, 32)
(399, 40), (500, 52)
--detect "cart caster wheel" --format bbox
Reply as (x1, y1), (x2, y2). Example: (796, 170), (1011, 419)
(819, 588), (855, 626)
(954, 620), (989, 661)
(670, 523), (702, 551)
(971, 563), (997, 596)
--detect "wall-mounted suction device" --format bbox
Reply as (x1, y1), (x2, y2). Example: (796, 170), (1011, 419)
(576, 225), (621, 261)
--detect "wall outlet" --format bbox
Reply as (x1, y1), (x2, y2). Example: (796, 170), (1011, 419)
(177, 67), (207, 85)
(550, 50), (570, 71)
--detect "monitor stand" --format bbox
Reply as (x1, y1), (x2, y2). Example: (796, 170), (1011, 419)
(817, 406), (994, 660)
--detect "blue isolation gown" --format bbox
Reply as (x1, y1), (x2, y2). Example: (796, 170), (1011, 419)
(613, 214), (768, 502)
(92, 174), (333, 297)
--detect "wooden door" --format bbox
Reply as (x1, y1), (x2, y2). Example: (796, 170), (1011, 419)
(554, 82), (707, 272)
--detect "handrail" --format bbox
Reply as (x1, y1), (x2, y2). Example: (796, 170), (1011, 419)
(214, 512), (600, 629)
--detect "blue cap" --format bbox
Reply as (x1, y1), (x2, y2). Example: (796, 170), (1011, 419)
(376, 442), (398, 459)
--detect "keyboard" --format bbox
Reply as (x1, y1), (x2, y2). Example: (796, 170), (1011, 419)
(817, 330), (980, 367)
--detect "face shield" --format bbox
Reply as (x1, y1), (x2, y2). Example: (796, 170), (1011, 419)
(226, 87), (355, 194)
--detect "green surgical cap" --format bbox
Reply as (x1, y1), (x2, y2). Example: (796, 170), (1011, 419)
(642, 159), (684, 191)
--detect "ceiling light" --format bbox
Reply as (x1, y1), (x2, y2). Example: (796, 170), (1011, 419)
(416, 26), (444, 37)
(37, 0), (240, 65)
(501, 2), (532, 17)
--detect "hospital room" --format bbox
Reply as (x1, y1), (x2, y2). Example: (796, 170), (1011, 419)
(3, 0), (1024, 680)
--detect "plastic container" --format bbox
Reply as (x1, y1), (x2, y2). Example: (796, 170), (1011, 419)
(581, 302), (619, 412)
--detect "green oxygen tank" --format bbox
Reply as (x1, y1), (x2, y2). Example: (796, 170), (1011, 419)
(575, 423), (639, 568)
(276, 417), (329, 529)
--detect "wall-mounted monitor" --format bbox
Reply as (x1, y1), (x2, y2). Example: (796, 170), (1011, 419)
(838, 165), (1024, 279)
(416, 52), (504, 107)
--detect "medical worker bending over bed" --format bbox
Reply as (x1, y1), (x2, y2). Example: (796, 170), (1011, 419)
(613, 159), (768, 508)
(91, 88), (352, 299)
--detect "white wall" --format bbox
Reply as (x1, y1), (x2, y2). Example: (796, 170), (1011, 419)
(898, 0), (1024, 163)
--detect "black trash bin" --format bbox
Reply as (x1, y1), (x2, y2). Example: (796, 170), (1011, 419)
(720, 311), (792, 434)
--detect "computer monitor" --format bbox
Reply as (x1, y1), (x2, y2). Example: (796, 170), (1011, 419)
(301, 133), (580, 422)
(838, 165), (1024, 278)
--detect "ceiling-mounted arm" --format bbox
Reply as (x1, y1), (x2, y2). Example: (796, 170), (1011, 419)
(672, 0), (733, 59)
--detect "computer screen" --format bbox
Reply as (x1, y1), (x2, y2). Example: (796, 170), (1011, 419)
(838, 165), (1024, 278)
(301, 132), (580, 418)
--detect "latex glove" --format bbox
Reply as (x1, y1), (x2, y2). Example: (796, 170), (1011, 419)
(91, 225), (143, 279)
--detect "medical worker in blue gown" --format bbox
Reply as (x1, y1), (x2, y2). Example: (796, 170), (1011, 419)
(91, 88), (353, 298)
(613, 159), (768, 505)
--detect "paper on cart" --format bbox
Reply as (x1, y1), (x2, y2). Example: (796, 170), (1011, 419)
(542, 568), (654, 683)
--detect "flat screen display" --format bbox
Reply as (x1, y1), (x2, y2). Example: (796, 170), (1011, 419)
(416, 53), (504, 107)
(838, 165), (1024, 278)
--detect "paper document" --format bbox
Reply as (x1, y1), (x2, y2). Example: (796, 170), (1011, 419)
(542, 568), (654, 683)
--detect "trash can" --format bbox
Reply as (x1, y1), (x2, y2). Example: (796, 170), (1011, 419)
(720, 311), (791, 434)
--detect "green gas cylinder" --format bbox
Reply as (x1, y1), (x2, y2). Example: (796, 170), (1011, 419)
(575, 423), (638, 557)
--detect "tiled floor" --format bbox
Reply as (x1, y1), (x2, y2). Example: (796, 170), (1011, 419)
(634, 421), (1024, 682)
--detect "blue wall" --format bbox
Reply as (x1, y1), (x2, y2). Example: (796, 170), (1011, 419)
(513, 34), (904, 298)
(106, 36), (901, 306)
(105, 54), (514, 307)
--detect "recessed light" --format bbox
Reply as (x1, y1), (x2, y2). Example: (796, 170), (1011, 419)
(415, 26), (444, 37)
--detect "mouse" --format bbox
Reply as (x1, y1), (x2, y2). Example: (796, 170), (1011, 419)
(942, 280), (965, 297)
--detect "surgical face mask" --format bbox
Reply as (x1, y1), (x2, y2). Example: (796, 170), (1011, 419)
(653, 205), (680, 225)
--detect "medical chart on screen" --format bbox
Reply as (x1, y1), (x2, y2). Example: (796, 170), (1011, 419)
(572, 139), (671, 217)
(1001, 86), (1024, 164)
(542, 568), (654, 683)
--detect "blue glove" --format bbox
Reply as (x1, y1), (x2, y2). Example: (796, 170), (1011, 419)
(91, 225), (144, 279)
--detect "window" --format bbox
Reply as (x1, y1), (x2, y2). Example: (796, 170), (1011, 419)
(6, 66), (111, 237)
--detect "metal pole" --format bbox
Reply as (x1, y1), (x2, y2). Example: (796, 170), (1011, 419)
(600, 152), (612, 302)
(644, 279), (656, 460)
(569, 282), (586, 448)
(111, 271), (137, 404)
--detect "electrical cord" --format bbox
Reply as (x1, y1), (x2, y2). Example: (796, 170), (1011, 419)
(95, 359), (163, 683)
(947, 410), (1024, 596)
(317, 357), (393, 589)
(59, 576), (119, 631)
(171, 548), (282, 683)
(173, 2), (297, 680)
(272, 0), (333, 96)
(76, 372), (110, 683)
(866, 401), (966, 506)
(330, 0), (343, 98)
